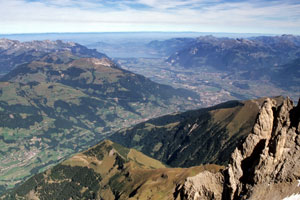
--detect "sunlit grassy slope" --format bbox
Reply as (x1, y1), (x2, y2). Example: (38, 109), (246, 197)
(2, 140), (223, 200)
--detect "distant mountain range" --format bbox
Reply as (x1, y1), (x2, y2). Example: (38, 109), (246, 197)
(149, 35), (300, 90)
(149, 35), (300, 70)
(0, 39), (200, 193)
(270, 57), (300, 90)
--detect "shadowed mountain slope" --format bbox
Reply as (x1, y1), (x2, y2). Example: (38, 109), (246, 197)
(110, 97), (285, 167)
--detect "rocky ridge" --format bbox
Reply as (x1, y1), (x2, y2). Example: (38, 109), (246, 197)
(177, 97), (300, 200)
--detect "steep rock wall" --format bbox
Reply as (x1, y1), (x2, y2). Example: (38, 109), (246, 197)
(178, 97), (300, 200)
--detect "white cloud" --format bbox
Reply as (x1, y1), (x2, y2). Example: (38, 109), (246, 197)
(0, 0), (299, 34)
(135, 0), (200, 9)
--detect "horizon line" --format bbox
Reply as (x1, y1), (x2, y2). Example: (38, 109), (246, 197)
(0, 31), (282, 36)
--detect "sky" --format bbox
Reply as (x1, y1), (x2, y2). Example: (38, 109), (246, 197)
(0, 0), (300, 34)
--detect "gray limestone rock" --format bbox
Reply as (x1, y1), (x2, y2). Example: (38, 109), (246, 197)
(178, 97), (300, 200)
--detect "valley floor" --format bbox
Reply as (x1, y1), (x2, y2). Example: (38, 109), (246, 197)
(117, 57), (299, 107)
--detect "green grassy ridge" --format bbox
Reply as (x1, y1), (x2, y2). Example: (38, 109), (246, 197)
(3, 165), (102, 200)
(1, 140), (146, 199)
(2, 140), (222, 200)
(2, 52), (199, 105)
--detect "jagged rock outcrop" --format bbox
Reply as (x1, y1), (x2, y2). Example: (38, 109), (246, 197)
(178, 97), (300, 200)
(176, 171), (224, 200)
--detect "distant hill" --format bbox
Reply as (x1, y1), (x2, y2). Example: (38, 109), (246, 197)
(0, 40), (200, 193)
(147, 38), (196, 56)
(1, 51), (198, 108)
(0, 39), (107, 74)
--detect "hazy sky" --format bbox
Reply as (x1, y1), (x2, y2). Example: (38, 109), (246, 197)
(0, 0), (300, 34)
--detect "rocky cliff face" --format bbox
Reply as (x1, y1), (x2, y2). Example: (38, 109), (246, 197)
(178, 97), (300, 200)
